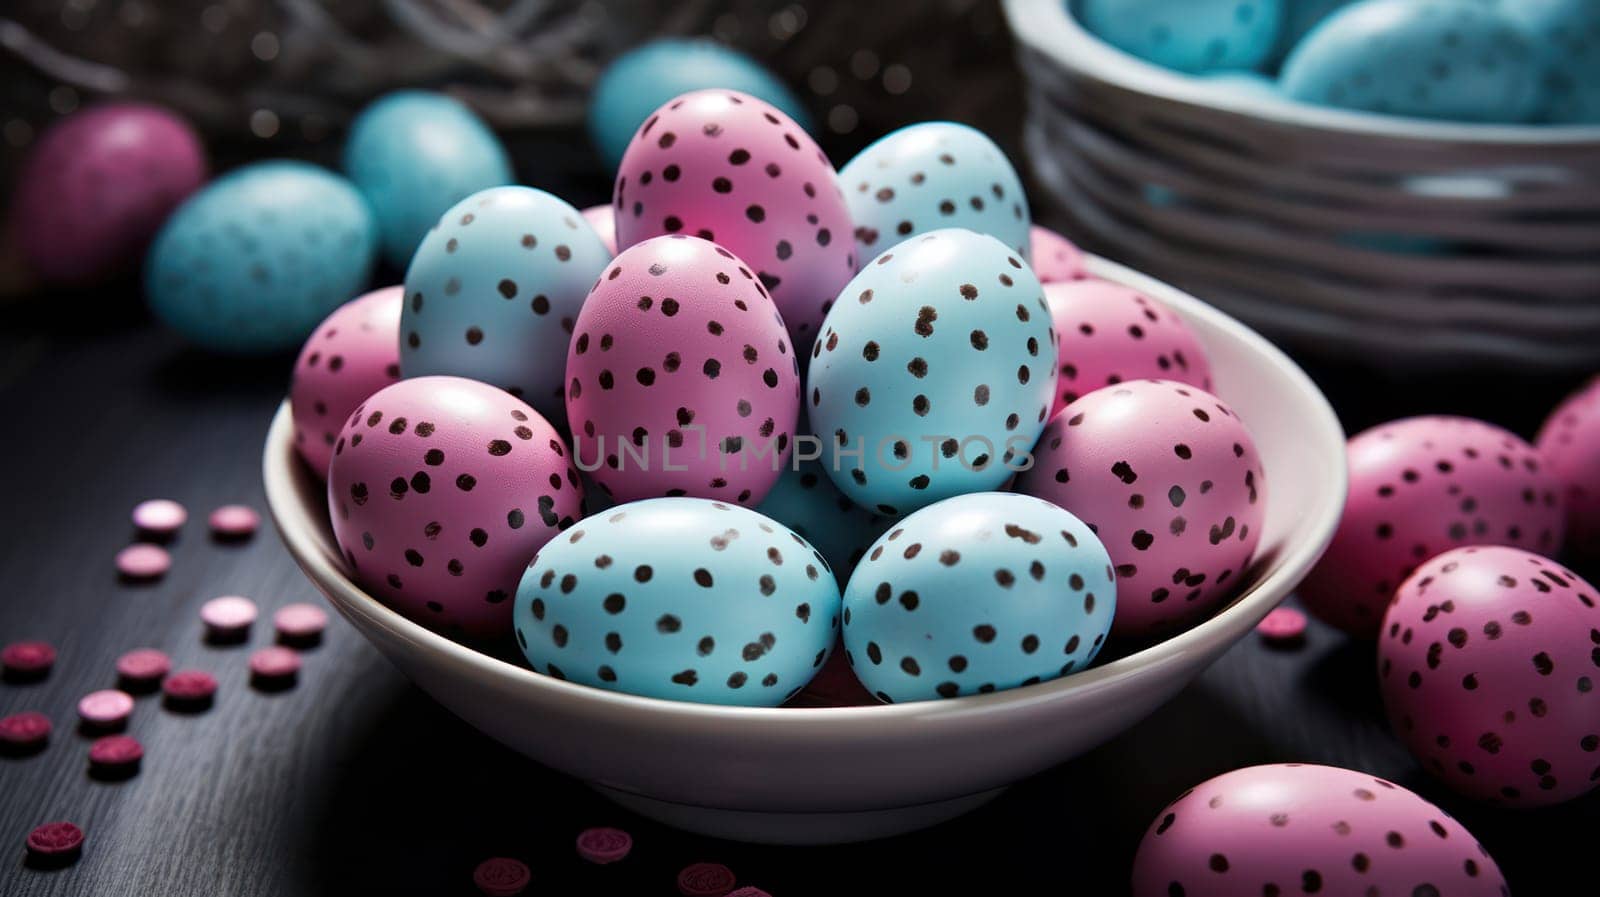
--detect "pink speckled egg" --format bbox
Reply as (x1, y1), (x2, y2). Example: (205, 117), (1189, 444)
(327, 376), (582, 642)
(11, 103), (206, 286)
(290, 286), (403, 477)
(581, 203), (618, 254)
(1299, 417), (1565, 638)
(1536, 376), (1600, 557)
(1380, 546), (1600, 808)
(1015, 380), (1265, 639)
(566, 235), (799, 505)
(1132, 763), (1508, 897)
(1029, 225), (1087, 283)
(1045, 278), (1213, 419)
(612, 89), (854, 349)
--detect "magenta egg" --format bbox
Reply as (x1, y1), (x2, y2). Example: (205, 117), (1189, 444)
(327, 376), (583, 642)
(612, 89), (854, 350)
(1536, 376), (1600, 558)
(1380, 545), (1599, 808)
(12, 103), (206, 286)
(290, 286), (403, 477)
(1045, 278), (1213, 419)
(1029, 225), (1087, 283)
(1132, 763), (1507, 897)
(1015, 380), (1265, 639)
(1299, 416), (1566, 638)
(565, 235), (800, 506)
(581, 203), (618, 254)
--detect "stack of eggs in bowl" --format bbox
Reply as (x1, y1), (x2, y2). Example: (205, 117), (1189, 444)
(265, 70), (1352, 840)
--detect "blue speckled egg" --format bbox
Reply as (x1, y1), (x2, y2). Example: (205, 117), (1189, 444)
(842, 492), (1116, 703)
(839, 122), (1030, 267)
(757, 454), (893, 581)
(1501, 0), (1600, 124)
(807, 229), (1058, 516)
(514, 497), (841, 706)
(1281, 0), (1541, 123)
(343, 90), (513, 269)
(588, 38), (811, 172)
(146, 160), (377, 354)
(1079, 0), (1286, 74)
(400, 186), (610, 425)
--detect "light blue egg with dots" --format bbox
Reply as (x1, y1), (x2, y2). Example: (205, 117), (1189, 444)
(1078, 0), (1287, 74)
(1501, 0), (1600, 124)
(838, 122), (1030, 267)
(514, 497), (842, 707)
(145, 160), (377, 354)
(806, 228), (1059, 517)
(343, 90), (513, 269)
(588, 38), (811, 172)
(400, 186), (610, 426)
(841, 492), (1116, 704)
(757, 454), (893, 582)
(1281, 0), (1542, 123)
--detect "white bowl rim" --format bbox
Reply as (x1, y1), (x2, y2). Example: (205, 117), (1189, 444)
(262, 254), (1346, 729)
(1006, 0), (1600, 147)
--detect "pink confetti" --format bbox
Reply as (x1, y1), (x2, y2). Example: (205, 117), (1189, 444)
(77, 689), (134, 729)
(116, 543), (171, 580)
(677, 862), (737, 897)
(0, 711), (52, 752)
(2, 641), (57, 680)
(273, 602), (328, 644)
(200, 595), (258, 639)
(575, 827), (632, 864)
(473, 857), (530, 897)
(131, 498), (187, 536)
(25, 822), (84, 863)
(88, 734), (143, 776)
(248, 646), (301, 688)
(1256, 607), (1308, 645)
(115, 648), (172, 690)
(162, 669), (217, 708)
(208, 504), (260, 540)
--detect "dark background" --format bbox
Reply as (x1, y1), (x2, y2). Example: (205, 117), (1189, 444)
(1, 1), (1595, 894)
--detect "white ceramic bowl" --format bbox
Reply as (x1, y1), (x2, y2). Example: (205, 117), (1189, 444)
(263, 255), (1347, 844)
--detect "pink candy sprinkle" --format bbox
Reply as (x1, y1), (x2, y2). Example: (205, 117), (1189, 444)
(88, 734), (144, 774)
(2, 641), (57, 679)
(77, 689), (135, 729)
(25, 821), (84, 862)
(208, 504), (260, 540)
(575, 827), (632, 864)
(131, 498), (187, 536)
(273, 602), (328, 644)
(248, 646), (301, 686)
(116, 543), (171, 580)
(115, 648), (172, 689)
(1256, 607), (1308, 645)
(677, 862), (737, 897)
(472, 857), (530, 897)
(162, 669), (217, 706)
(0, 711), (52, 751)
(200, 595), (258, 637)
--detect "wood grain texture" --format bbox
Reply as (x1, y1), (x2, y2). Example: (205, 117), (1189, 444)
(1, 254), (1594, 896)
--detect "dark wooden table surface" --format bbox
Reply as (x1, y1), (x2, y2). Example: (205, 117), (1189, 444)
(2, 175), (1596, 894)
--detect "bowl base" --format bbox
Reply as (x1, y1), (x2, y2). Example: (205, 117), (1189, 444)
(592, 785), (1008, 844)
